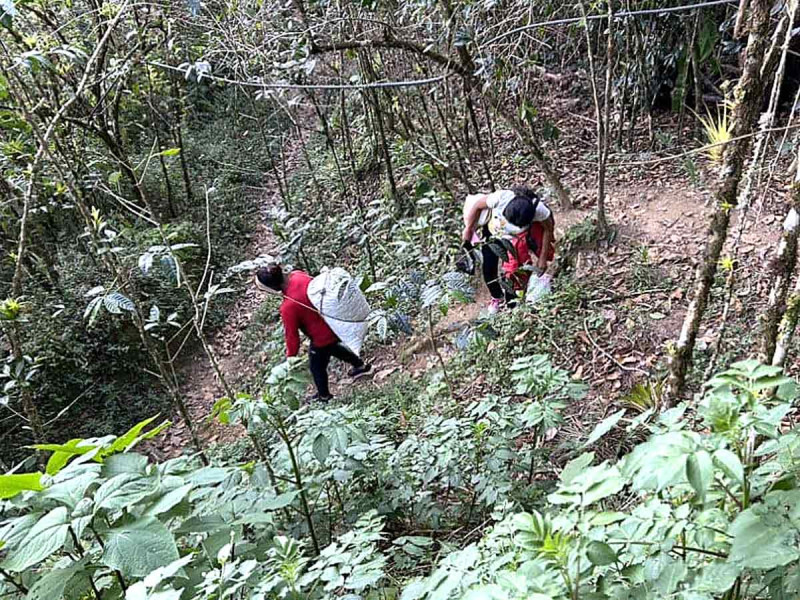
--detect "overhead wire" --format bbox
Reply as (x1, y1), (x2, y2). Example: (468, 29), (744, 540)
(482, 0), (737, 46)
(149, 0), (736, 92)
(147, 60), (453, 90)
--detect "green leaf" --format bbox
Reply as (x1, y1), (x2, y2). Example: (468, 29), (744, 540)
(0, 472), (43, 499)
(588, 511), (626, 526)
(1, 507), (70, 572)
(583, 409), (625, 448)
(144, 484), (193, 517)
(41, 471), (99, 509)
(655, 559), (687, 595)
(586, 541), (618, 566)
(105, 415), (168, 456)
(101, 453), (148, 477)
(560, 452), (594, 485)
(102, 517), (179, 578)
(42, 439), (97, 475)
(25, 557), (88, 600)
(685, 450), (713, 499)
(262, 490), (299, 511)
(0, 514), (38, 550)
(159, 148), (181, 157)
(693, 561), (741, 594)
(713, 449), (743, 484)
(94, 473), (158, 512)
(103, 292), (135, 314)
(729, 510), (800, 569)
(313, 433), (331, 464)
(751, 375), (793, 391)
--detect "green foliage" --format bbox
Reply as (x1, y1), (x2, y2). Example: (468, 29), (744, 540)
(4, 354), (800, 600)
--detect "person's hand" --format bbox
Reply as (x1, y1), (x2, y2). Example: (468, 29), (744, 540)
(456, 240), (476, 275)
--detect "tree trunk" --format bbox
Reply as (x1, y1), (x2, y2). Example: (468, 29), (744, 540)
(772, 270), (800, 369)
(665, 0), (772, 402)
(761, 200), (800, 362)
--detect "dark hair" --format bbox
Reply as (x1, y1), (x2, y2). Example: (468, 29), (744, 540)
(504, 196), (536, 228)
(504, 186), (541, 228)
(256, 263), (285, 290)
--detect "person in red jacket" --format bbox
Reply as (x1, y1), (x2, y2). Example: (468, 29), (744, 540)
(255, 264), (371, 401)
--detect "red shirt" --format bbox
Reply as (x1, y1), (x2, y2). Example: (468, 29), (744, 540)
(280, 271), (338, 356)
(502, 222), (556, 290)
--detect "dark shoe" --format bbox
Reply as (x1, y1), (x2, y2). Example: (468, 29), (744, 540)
(348, 364), (372, 380)
(309, 393), (333, 403)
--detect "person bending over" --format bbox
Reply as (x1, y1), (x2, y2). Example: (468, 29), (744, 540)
(461, 186), (555, 313)
(255, 263), (372, 401)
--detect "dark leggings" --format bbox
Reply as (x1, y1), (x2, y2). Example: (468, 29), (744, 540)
(481, 242), (516, 303)
(309, 342), (363, 397)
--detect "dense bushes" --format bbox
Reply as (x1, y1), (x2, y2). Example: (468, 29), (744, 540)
(1, 356), (798, 599)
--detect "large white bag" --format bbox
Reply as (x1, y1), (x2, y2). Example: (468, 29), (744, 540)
(525, 273), (552, 304)
(307, 268), (370, 356)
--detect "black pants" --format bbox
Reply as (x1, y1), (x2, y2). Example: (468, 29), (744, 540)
(309, 342), (363, 397)
(481, 242), (516, 303)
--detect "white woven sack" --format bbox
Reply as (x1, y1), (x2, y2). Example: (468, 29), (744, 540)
(307, 268), (370, 356)
(525, 273), (552, 304)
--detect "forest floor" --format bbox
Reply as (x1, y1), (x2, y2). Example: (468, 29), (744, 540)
(149, 90), (791, 457)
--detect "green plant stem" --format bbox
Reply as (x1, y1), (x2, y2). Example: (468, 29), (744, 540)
(274, 419), (321, 555)
(0, 568), (28, 595)
(606, 539), (728, 558)
(527, 429), (539, 484)
(89, 523), (127, 593)
(715, 476), (744, 510)
(68, 526), (105, 599)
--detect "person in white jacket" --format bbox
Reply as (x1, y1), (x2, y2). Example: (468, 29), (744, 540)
(461, 186), (555, 313)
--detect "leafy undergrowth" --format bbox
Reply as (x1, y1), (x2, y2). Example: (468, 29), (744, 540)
(2, 334), (799, 599)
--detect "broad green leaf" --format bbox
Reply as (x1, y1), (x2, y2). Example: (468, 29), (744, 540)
(105, 416), (168, 456)
(262, 490), (299, 511)
(685, 450), (713, 499)
(693, 561), (741, 594)
(729, 509), (800, 569)
(586, 541), (618, 566)
(400, 581), (426, 600)
(25, 557), (88, 600)
(588, 511), (626, 526)
(41, 471), (99, 509)
(655, 559), (687, 595)
(101, 453), (148, 477)
(751, 375), (793, 391)
(560, 452), (594, 485)
(43, 439), (97, 475)
(102, 517), (179, 578)
(583, 409), (625, 448)
(313, 433), (331, 464)
(713, 449), (743, 484)
(0, 514), (39, 549)
(0, 472), (43, 499)
(144, 484), (193, 517)
(94, 473), (158, 512)
(1, 507), (70, 572)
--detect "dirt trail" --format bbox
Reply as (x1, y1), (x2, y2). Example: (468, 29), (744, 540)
(151, 164), (784, 458)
